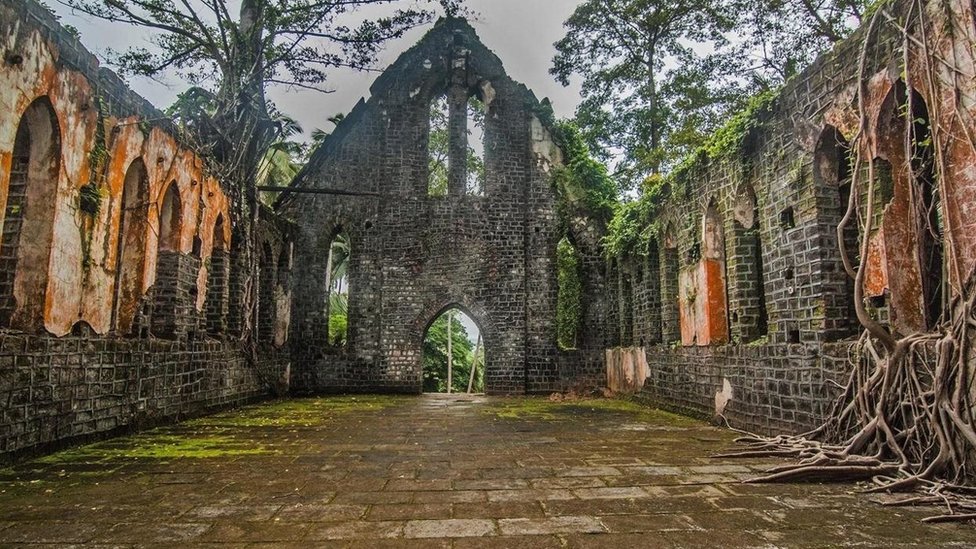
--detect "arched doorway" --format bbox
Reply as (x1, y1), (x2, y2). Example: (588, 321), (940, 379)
(422, 306), (485, 393)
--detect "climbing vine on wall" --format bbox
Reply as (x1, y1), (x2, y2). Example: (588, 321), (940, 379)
(80, 93), (109, 270)
(546, 114), (618, 230)
(601, 89), (778, 261)
(556, 237), (583, 350)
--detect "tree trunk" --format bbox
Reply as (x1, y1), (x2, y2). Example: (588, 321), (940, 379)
(446, 311), (453, 393)
(647, 44), (659, 175)
(467, 334), (481, 394)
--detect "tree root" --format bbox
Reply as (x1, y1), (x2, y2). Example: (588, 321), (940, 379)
(745, 464), (899, 484)
(714, 0), (976, 524)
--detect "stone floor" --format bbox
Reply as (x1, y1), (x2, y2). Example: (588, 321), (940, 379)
(1, 395), (975, 548)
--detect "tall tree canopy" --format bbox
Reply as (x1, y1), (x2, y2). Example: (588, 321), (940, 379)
(736, 0), (868, 86)
(552, 0), (869, 191)
(63, 0), (462, 187)
(551, 0), (739, 190)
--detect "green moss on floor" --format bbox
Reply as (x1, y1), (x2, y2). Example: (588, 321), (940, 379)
(1, 395), (411, 478)
(484, 396), (702, 426)
(187, 395), (410, 428)
(32, 433), (272, 463)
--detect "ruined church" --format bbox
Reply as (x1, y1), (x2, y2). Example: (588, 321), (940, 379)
(0, 0), (975, 471)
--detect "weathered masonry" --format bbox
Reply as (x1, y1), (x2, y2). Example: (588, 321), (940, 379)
(4, 0), (976, 462)
(0, 0), (291, 460)
(607, 0), (976, 435)
(279, 19), (606, 395)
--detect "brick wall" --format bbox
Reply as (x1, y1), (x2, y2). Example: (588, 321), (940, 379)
(0, 336), (271, 459)
(633, 343), (850, 435)
(281, 19), (605, 396)
(603, 0), (976, 435)
(0, 0), (294, 461)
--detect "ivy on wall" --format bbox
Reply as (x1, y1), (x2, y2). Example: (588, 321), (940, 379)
(602, 89), (779, 260)
(556, 237), (583, 350)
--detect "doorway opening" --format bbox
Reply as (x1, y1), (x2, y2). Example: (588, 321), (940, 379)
(422, 307), (484, 393)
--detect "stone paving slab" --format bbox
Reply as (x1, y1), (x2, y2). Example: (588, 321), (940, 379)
(1, 394), (975, 547)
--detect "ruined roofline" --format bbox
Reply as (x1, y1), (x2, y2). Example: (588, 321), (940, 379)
(4, 0), (235, 195)
(7, 0), (162, 119)
(282, 16), (557, 204)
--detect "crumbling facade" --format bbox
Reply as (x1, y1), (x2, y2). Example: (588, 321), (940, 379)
(280, 19), (606, 395)
(608, 0), (976, 435)
(3, 0), (976, 461)
(0, 0), (290, 460)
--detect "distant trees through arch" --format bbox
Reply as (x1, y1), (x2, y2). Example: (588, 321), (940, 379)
(422, 307), (484, 393)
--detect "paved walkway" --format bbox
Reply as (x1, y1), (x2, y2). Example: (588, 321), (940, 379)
(1, 395), (974, 548)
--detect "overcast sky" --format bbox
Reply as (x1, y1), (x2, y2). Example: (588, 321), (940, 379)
(50, 0), (583, 140)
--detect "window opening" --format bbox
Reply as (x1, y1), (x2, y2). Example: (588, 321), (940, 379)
(327, 231), (350, 346)
(423, 307), (484, 393)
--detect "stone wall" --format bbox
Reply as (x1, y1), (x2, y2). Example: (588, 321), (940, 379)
(605, 0), (976, 435)
(633, 344), (850, 435)
(280, 18), (606, 395)
(0, 0), (291, 461)
(0, 336), (275, 458)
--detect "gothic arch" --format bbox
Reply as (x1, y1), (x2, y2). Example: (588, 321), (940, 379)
(2, 96), (61, 330)
(158, 181), (183, 253)
(113, 157), (149, 335)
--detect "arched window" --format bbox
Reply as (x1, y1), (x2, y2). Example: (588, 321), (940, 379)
(872, 80), (942, 330)
(0, 97), (60, 330)
(428, 95), (450, 197)
(274, 243), (291, 347)
(205, 214), (229, 335)
(699, 203), (729, 345)
(427, 87), (486, 198)
(465, 95), (486, 196)
(814, 125), (858, 338)
(643, 237), (662, 345)
(605, 259), (621, 348)
(326, 230), (349, 347)
(619, 264), (634, 346)
(908, 92), (943, 329)
(556, 236), (582, 350)
(731, 185), (767, 342)
(151, 182), (184, 338)
(158, 182), (182, 252)
(113, 158), (149, 335)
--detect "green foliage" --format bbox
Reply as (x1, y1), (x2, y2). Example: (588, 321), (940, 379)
(556, 238), (583, 350)
(603, 200), (652, 259)
(427, 96), (485, 196)
(64, 0), (462, 190)
(733, 0), (869, 87)
(549, 119), (618, 225)
(255, 111), (307, 202)
(551, 0), (742, 189)
(428, 96), (450, 197)
(601, 90), (778, 259)
(79, 183), (103, 216)
(87, 95), (108, 178)
(703, 89), (778, 159)
(328, 233), (350, 346)
(328, 311), (348, 346)
(423, 312), (482, 393)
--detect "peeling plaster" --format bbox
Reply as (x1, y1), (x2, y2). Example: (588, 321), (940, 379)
(0, 24), (232, 336)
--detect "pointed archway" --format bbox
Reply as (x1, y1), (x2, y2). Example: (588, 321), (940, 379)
(422, 306), (485, 394)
